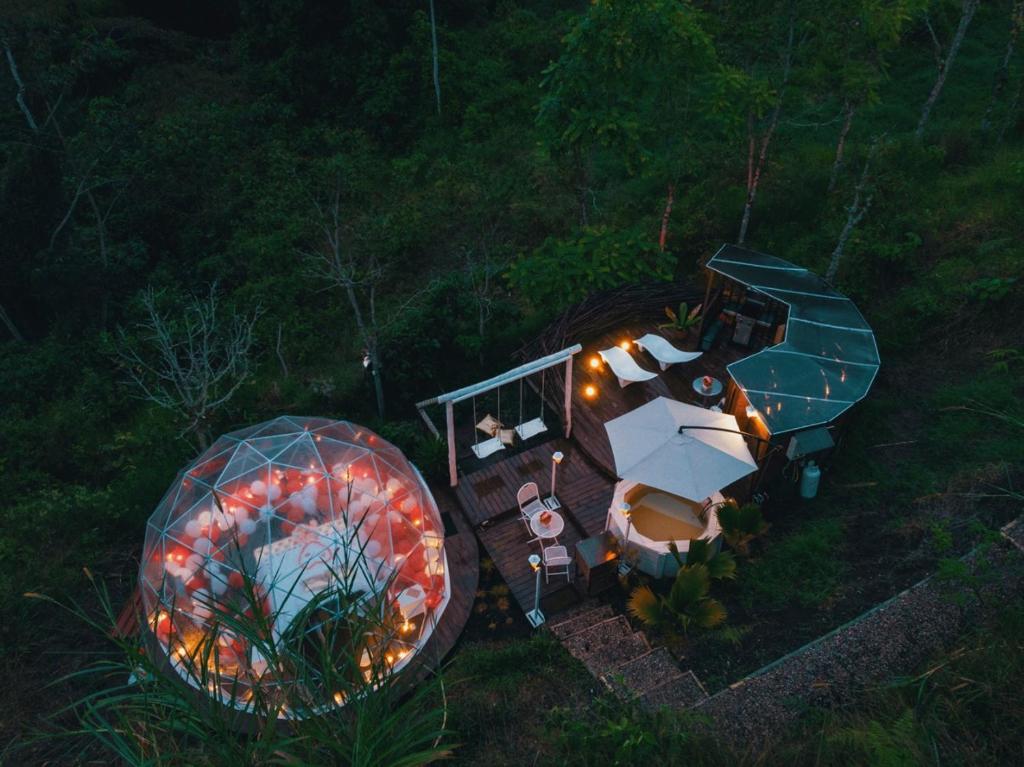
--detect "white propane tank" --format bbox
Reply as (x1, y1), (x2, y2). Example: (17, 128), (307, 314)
(800, 461), (821, 499)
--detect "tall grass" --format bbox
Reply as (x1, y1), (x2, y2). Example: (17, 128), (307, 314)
(13, 565), (453, 766)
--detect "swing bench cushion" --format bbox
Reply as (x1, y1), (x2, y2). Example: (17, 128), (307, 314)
(475, 414), (503, 437)
(473, 414), (510, 459)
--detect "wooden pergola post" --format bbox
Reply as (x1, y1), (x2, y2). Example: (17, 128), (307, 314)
(563, 355), (574, 437)
(446, 401), (457, 487)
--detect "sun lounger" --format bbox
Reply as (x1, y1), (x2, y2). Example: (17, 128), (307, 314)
(598, 346), (659, 388)
(633, 333), (703, 371)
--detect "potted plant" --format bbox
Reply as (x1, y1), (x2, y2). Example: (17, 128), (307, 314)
(658, 301), (702, 340)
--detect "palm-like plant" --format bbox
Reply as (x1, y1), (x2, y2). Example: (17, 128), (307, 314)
(716, 502), (769, 556)
(658, 301), (701, 333)
(628, 540), (734, 635)
(628, 565), (726, 634)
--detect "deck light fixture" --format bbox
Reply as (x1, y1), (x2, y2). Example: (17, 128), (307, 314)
(526, 554), (545, 628)
(588, 355), (601, 369)
(583, 384), (598, 399)
(618, 503), (633, 575)
(550, 451), (564, 499)
(618, 339), (631, 351)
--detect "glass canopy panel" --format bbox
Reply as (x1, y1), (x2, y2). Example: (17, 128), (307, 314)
(774, 295), (872, 331)
(708, 244), (880, 435)
(729, 351), (876, 403)
(744, 390), (852, 433)
(778, 320), (880, 366)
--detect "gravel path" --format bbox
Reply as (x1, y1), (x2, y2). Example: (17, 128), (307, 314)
(693, 529), (1024, 748)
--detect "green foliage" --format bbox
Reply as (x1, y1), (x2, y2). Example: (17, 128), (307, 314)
(508, 226), (675, 311)
(716, 502), (769, 556)
(739, 518), (846, 610)
(551, 696), (725, 767)
(537, 0), (734, 177)
(18, 569), (453, 766)
(628, 559), (729, 634)
(659, 301), (702, 332)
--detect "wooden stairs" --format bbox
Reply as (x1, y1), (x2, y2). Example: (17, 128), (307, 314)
(549, 601), (709, 708)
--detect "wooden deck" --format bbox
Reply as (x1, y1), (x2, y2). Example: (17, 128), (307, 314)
(443, 282), (768, 621)
(456, 439), (615, 615)
(563, 320), (748, 477)
(401, 484), (479, 687)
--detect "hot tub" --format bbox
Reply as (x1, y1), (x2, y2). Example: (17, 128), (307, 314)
(606, 481), (723, 578)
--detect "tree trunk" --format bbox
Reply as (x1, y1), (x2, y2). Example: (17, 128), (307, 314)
(275, 322), (289, 378)
(428, 0), (441, 116)
(825, 142), (878, 284)
(2, 38), (39, 134)
(369, 342), (386, 420)
(916, 0), (980, 139)
(658, 183), (675, 251)
(827, 100), (856, 193)
(982, 0), (1024, 132)
(0, 303), (25, 342)
(998, 75), (1024, 142)
(737, 16), (794, 245)
(344, 282), (385, 419)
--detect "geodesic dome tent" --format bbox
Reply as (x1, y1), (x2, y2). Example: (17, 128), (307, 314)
(139, 416), (450, 713)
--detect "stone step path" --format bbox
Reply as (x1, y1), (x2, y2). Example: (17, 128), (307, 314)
(547, 602), (708, 708)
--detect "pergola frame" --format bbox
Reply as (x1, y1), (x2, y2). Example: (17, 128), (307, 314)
(416, 344), (582, 486)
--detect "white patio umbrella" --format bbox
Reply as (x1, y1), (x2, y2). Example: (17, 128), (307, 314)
(603, 396), (758, 501)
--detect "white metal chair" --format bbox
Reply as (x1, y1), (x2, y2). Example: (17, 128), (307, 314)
(598, 346), (659, 388)
(542, 544), (573, 583)
(633, 333), (703, 371)
(517, 482), (546, 536)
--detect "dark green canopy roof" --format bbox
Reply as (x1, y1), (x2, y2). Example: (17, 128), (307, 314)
(706, 245), (880, 436)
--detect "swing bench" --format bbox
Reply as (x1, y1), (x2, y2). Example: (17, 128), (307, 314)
(470, 371), (549, 459)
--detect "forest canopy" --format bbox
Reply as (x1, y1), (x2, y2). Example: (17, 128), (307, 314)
(2, 0), (1023, 764)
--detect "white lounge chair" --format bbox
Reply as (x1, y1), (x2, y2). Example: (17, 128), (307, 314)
(634, 333), (703, 371)
(598, 346), (659, 388)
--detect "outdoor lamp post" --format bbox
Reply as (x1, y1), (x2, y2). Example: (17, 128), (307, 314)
(526, 554), (545, 628)
(618, 502), (633, 575)
(550, 450), (564, 500)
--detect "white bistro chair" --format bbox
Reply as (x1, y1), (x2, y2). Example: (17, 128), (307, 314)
(542, 544), (573, 583)
(517, 482), (546, 536)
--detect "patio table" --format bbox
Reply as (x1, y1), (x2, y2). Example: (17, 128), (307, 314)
(530, 509), (564, 540)
(692, 376), (723, 406)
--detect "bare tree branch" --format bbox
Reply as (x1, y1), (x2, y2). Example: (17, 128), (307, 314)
(112, 285), (261, 448)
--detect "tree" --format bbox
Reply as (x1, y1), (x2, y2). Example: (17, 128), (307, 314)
(736, 9), (796, 245)
(537, 0), (734, 242)
(981, 0), (1024, 133)
(302, 175), (389, 419)
(916, 0), (981, 138)
(826, 136), (884, 284)
(112, 286), (261, 449)
(428, 0), (441, 116)
(803, 0), (920, 191)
